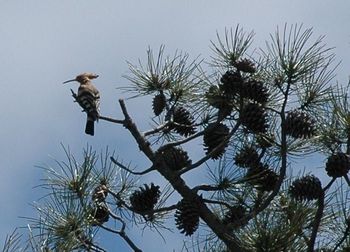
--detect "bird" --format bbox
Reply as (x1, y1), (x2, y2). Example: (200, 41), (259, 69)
(63, 73), (100, 136)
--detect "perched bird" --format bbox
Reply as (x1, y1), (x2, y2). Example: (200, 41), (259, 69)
(63, 73), (100, 136)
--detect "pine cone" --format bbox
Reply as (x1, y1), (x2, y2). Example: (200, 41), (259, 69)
(171, 106), (196, 137)
(156, 146), (191, 171)
(233, 58), (256, 74)
(234, 146), (260, 168)
(206, 85), (230, 107)
(92, 184), (108, 203)
(222, 204), (247, 229)
(220, 70), (244, 96)
(203, 123), (230, 159)
(240, 102), (268, 133)
(92, 204), (109, 225)
(152, 93), (166, 116)
(245, 164), (278, 191)
(130, 183), (161, 213)
(206, 85), (233, 118)
(289, 175), (323, 201)
(256, 169), (279, 191)
(325, 152), (350, 178)
(245, 163), (267, 183)
(175, 198), (200, 236)
(240, 79), (269, 105)
(284, 110), (316, 139)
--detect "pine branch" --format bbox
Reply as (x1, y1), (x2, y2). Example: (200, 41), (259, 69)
(117, 99), (245, 252)
(308, 192), (325, 252)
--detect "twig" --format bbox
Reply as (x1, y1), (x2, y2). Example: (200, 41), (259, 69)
(202, 198), (231, 209)
(99, 225), (142, 252)
(344, 175), (350, 187)
(323, 177), (336, 192)
(145, 204), (178, 215)
(107, 208), (126, 231)
(107, 188), (133, 211)
(308, 192), (325, 252)
(86, 242), (107, 252)
(162, 130), (205, 149)
(130, 204), (179, 219)
(332, 218), (350, 252)
(143, 122), (171, 136)
(180, 121), (241, 175)
(110, 157), (155, 175)
(98, 115), (124, 124)
(143, 120), (204, 137)
(91, 244), (107, 252)
(192, 184), (221, 193)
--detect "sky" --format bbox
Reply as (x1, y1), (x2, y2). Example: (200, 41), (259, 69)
(0, 0), (350, 251)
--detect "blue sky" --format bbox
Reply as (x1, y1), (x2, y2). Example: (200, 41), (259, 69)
(1, 0), (350, 251)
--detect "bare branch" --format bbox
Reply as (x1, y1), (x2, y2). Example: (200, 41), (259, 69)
(110, 157), (155, 175)
(99, 225), (142, 252)
(98, 115), (124, 124)
(143, 122), (171, 136)
(162, 130), (205, 149)
(107, 208), (126, 232)
(118, 99), (155, 160)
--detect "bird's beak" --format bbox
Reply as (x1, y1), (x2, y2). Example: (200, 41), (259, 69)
(63, 79), (76, 84)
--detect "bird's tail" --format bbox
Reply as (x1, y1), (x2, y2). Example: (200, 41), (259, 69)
(85, 118), (95, 136)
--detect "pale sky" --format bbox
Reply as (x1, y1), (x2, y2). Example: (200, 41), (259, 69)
(1, 1), (349, 251)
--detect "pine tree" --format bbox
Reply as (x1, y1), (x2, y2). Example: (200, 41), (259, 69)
(5, 24), (350, 252)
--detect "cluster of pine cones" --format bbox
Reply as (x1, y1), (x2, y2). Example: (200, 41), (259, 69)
(152, 92), (197, 137)
(143, 58), (330, 238)
(128, 182), (201, 236)
(206, 58), (269, 133)
(288, 152), (350, 201)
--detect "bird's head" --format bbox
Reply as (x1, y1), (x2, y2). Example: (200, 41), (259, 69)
(63, 73), (99, 84)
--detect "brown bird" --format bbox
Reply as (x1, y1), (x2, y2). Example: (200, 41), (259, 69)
(63, 73), (100, 136)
